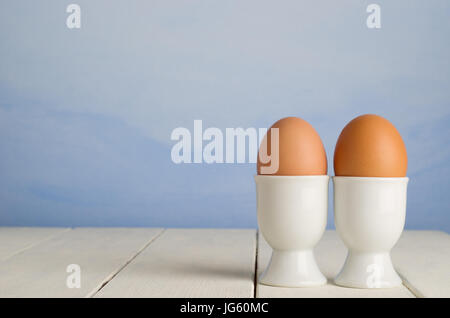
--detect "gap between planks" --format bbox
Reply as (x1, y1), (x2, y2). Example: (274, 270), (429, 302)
(399, 273), (423, 298)
(253, 230), (259, 298)
(87, 228), (167, 298)
(1, 227), (72, 262)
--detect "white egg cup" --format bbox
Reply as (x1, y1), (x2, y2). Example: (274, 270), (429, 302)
(333, 176), (409, 288)
(255, 175), (329, 287)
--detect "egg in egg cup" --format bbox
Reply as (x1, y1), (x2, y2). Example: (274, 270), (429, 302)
(256, 117), (328, 287)
(333, 114), (409, 288)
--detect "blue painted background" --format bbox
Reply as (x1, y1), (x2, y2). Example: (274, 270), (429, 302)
(0, 1), (449, 231)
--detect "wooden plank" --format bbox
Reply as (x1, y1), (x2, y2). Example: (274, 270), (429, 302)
(392, 231), (450, 298)
(95, 229), (257, 298)
(0, 228), (163, 298)
(0, 227), (69, 261)
(256, 231), (415, 298)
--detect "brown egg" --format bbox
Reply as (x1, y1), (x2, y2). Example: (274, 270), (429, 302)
(334, 114), (407, 177)
(257, 117), (327, 175)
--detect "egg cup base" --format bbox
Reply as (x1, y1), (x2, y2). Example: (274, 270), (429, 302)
(259, 249), (327, 288)
(334, 251), (402, 289)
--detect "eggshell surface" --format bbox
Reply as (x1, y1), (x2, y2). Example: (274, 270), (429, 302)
(334, 114), (407, 177)
(257, 117), (327, 175)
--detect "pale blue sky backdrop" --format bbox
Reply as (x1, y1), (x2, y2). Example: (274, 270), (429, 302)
(0, 1), (449, 231)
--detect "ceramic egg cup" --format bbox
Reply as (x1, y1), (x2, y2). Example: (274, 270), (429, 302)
(255, 175), (329, 287)
(333, 176), (409, 288)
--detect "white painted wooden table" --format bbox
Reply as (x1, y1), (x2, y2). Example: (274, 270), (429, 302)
(0, 228), (448, 298)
